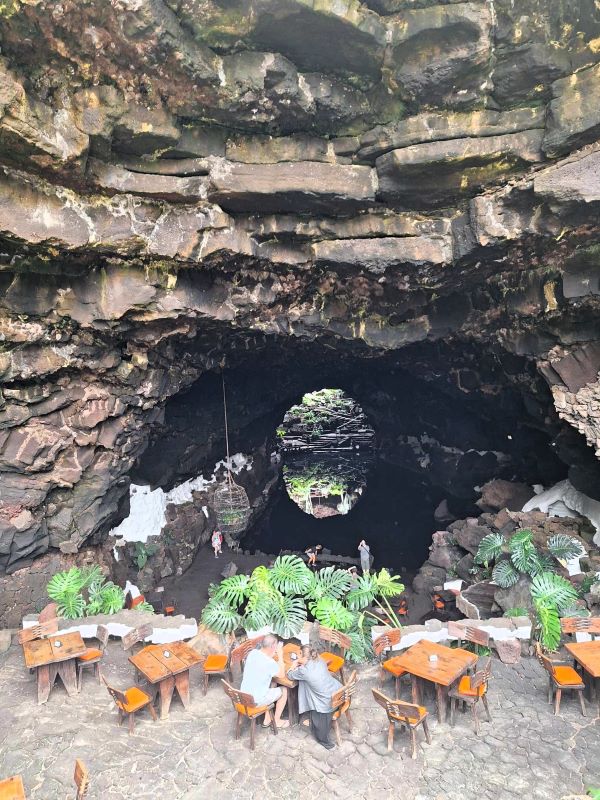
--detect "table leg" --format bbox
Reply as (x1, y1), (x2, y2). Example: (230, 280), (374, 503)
(583, 670), (595, 702)
(411, 675), (421, 705)
(36, 665), (52, 705)
(174, 670), (190, 710)
(158, 676), (175, 719)
(435, 684), (446, 724)
(56, 658), (79, 697)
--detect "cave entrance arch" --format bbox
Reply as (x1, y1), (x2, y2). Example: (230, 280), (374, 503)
(278, 388), (375, 518)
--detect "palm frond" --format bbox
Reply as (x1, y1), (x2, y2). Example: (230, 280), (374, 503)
(509, 529), (539, 574)
(474, 533), (504, 566)
(47, 567), (85, 600)
(534, 600), (561, 652)
(492, 559), (519, 588)
(269, 555), (312, 595)
(374, 568), (405, 598)
(547, 534), (583, 562)
(214, 574), (250, 607)
(309, 597), (355, 632)
(56, 591), (86, 620)
(269, 595), (307, 639)
(306, 566), (352, 601)
(79, 565), (104, 589)
(530, 571), (579, 615)
(201, 597), (242, 634)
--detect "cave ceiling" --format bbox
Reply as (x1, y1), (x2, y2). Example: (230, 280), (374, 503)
(1, 0), (600, 573)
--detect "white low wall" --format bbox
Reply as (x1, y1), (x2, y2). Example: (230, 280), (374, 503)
(23, 611), (198, 644)
(371, 617), (532, 650)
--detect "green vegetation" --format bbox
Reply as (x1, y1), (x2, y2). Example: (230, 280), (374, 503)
(474, 529), (581, 650)
(201, 555), (405, 662)
(0, 0), (20, 17)
(134, 541), (159, 569)
(503, 607), (529, 618)
(46, 566), (128, 619)
(586, 788), (600, 800)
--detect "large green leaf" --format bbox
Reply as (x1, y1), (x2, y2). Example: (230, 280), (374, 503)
(509, 529), (539, 574)
(534, 600), (561, 651)
(374, 568), (405, 598)
(214, 574), (251, 607)
(306, 566), (352, 601)
(56, 591), (86, 620)
(345, 628), (372, 664)
(474, 533), (504, 566)
(97, 583), (125, 615)
(345, 574), (377, 611)
(269, 595), (307, 639)
(547, 534), (583, 562)
(248, 565), (277, 599)
(269, 555), (312, 595)
(47, 567), (86, 600)
(79, 565), (104, 589)
(310, 597), (355, 632)
(201, 597), (242, 634)
(530, 571), (579, 614)
(492, 559), (519, 588)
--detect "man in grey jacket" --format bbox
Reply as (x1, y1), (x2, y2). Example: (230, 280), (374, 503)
(287, 645), (342, 748)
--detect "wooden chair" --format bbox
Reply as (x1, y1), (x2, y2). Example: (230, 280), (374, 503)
(561, 617), (600, 640)
(230, 637), (263, 677)
(372, 688), (431, 759)
(319, 626), (351, 683)
(122, 623), (153, 652)
(163, 598), (176, 616)
(535, 642), (586, 716)
(448, 657), (492, 733)
(448, 621), (490, 650)
(17, 618), (59, 645)
(330, 670), (357, 746)
(0, 774), (25, 799)
(101, 673), (157, 734)
(221, 679), (277, 750)
(201, 642), (234, 695)
(373, 629), (408, 698)
(74, 759), (89, 799)
(77, 625), (109, 691)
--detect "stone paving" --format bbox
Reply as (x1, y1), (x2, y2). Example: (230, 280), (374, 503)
(0, 640), (598, 800)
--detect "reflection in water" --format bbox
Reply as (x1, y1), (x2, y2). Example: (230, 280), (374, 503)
(279, 389), (375, 518)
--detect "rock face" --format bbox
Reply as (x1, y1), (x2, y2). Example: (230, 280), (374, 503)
(2, 0), (600, 619)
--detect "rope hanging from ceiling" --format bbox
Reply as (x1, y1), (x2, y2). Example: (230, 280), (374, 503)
(213, 373), (251, 536)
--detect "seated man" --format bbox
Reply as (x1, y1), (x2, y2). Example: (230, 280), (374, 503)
(241, 634), (289, 729)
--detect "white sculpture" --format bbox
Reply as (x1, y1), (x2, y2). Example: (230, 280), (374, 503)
(522, 479), (600, 543)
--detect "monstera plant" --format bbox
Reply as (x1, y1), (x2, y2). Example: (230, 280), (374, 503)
(46, 566), (132, 619)
(474, 528), (582, 650)
(201, 554), (404, 662)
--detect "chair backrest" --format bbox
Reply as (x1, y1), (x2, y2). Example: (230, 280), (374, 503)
(331, 670), (357, 718)
(534, 642), (555, 675)
(448, 621), (489, 648)
(447, 620), (466, 641)
(17, 618), (59, 644)
(100, 672), (128, 709)
(74, 758), (89, 799)
(560, 617), (578, 635)
(319, 626), (351, 656)
(96, 624), (109, 650)
(573, 617), (600, 637)
(373, 629), (402, 661)
(470, 657), (492, 691)
(221, 678), (258, 714)
(372, 688), (423, 724)
(230, 637), (263, 670)
(122, 623), (152, 651)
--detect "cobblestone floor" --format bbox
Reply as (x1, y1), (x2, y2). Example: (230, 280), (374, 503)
(0, 640), (598, 800)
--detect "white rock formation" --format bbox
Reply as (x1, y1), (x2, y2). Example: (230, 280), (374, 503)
(522, 479), (600, 543)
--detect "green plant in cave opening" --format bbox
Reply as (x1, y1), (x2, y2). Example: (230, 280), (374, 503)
(503, 607), (529, 618)
(474, 528), (582, 651)
(200, 555), (404, 662)
(134, 541), (159, 569)
(46, 565), (127, 619)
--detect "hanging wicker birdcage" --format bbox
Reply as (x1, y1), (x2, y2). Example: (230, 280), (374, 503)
(213, 479), (251, 536)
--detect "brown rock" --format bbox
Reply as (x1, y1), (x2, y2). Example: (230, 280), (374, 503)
(494, 637), (522, 664)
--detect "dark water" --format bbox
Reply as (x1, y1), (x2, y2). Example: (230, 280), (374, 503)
(244, 459), (446, 573)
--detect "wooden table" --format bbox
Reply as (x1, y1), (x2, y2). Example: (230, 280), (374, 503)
(0, 775), (26, 800)
(386, 640), (478, 723)
(565, 641), (600, 704)
(22, 632), (86, 704)
(273, 643), (301, 725)
(129, 641), (202, 719)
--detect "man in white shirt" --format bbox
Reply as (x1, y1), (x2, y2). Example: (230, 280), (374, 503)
(241, 634), (289, 728)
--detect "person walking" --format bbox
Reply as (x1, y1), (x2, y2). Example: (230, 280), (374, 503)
(305, 544), (322, 567)
(241, 635), (289, 729)
(211, 529), (223, 558)
(358, 539), (371, 575)
(287, 645), (342, 749)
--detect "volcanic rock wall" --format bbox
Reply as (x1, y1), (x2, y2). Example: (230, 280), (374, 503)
(1, 0), (600, 621)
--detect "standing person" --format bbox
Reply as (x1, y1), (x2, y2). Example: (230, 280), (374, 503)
(358, 539), (371, 575)
(287, 645), (341, 749)
(305, 544), (322, 567)
(211, 529), (223, 559)
(241, 634), (289, 729)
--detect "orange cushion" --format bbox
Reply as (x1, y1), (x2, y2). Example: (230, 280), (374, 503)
(320, 652), (344, 673)
(456, 676), (486, 697)
(390, 705), (427, 724)
(553, 666), (584, 686)
(121, 686), (151, 713)
(234, 702), (269, 717)
(382, 658), (408, 677)
(203, 654), (228, 672)
(78, 648), (103, 662)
